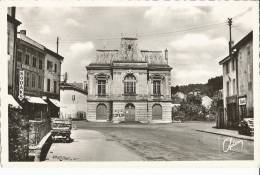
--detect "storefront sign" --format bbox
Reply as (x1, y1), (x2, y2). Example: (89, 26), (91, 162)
(18, 70), (24, 101)
(239, 97), (247, 106)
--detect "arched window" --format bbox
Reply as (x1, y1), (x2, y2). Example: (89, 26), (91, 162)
(124, 74), (136, 95)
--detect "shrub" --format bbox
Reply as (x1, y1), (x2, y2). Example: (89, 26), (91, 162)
(8, 107), (30, 161)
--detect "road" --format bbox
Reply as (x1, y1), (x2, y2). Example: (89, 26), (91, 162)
(45, 121), (253, 161)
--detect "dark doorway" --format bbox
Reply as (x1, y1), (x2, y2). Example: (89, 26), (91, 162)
(96, 104), (107, 120)
(125, 103), (135, 122)
(152, 104), (162, 120)
(227, 103), (238, 128)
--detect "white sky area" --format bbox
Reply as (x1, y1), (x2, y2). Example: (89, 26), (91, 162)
(16, 3), (254, 85)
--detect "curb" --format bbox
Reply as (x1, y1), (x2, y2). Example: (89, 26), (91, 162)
(195, 129), (254, 141)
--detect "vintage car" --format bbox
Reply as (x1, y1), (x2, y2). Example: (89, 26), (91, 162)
(51, 118), (72, 142)
(238, 118), (254, 136)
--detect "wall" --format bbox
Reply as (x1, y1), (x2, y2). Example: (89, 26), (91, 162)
(43, 52), (61, 97)
(16, 39), (45, 97)
(87, 69), (111, 99)
(222, 57), (237, 127)
(112, 69), (148, 97)
(87, 101), (111, 121)
(237, 40), (253, 117)
(86, 37), (172, 123)
(7, 19), (15, 92)
(60, 89), (87, 119)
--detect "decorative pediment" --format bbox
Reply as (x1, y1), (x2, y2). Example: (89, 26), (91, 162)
(149, 73), (165, 80)
(94, 73), (110, 80)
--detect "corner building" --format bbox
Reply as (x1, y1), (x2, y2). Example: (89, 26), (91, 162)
(86, 38), (172, 123)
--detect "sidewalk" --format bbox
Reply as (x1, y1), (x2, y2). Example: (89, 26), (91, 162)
(190, 122), (254, 141)
(175, 121), (253, 141)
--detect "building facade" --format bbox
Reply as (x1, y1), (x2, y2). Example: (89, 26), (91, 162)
(86, 37), (172, 123)
(60, 82), (88, 119)
(219, 31), (253, 128)
(43, 48), (64, 117)
(16, 30), (47, 119)
(43, 48), (63, 99)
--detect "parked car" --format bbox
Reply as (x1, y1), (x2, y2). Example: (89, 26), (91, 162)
(238, 118), (254, 136)
(51, 118), (72, 142)
(173, 115), (185, 122)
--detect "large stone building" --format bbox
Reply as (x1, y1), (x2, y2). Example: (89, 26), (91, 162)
(219, 31), (253, 129)
(86, 37), (172, 123)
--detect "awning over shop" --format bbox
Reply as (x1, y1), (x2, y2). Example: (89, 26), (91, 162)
(49, 98), (61, 108)
(8, 95), (22, 109)
(25, 96), (47, 105)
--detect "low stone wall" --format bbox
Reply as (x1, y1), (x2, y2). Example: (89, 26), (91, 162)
(29, 119), (51, 146)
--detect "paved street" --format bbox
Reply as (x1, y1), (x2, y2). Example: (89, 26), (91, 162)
(45, 121), (253, 161)
(46, 129), (143, 161)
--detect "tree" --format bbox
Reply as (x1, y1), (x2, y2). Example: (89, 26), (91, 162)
(207, 76), (223, 97)
(171, 86), (179, 96)
(179, 94), (206, 121)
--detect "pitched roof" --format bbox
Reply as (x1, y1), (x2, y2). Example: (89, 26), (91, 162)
(44, 47), (64, 61)
(219, 31), (253, 65)
(60, 82), (88, 95)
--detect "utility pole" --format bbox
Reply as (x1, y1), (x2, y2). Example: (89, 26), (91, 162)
(228, 18), (232, 58)
(56, 37), (59, 54)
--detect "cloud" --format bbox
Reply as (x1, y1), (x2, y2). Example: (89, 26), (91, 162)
(65, 18), (81, 27)
(170, 33), (227, 55)
(39, 25), (51, 35)
(210, 4), (254, 30)
(173, 68), (220, 85)
(60, 41), (95, 82)
(16, 5), (255, 85)
(169, 33), (227, 85)
(69, 41), (95, 57)
(144, 6), (205, 27)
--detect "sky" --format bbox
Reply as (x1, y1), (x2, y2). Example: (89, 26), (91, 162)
(16, 3), (255, 86)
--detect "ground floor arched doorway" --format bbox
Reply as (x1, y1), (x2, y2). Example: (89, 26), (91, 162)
(96, 104), (107, 120)
(125, 103), (135, 122)
(152, 104), (162, 120)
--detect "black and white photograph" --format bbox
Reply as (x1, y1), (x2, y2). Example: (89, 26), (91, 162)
(2, 0), (259, 166)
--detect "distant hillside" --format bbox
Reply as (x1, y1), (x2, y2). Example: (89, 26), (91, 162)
(171, 76), (223, 97)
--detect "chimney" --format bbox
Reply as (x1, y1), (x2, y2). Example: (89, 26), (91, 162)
(11, 7), (16, 18)
(165, 48), (168, 64)
(20, 30), (26, 35)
